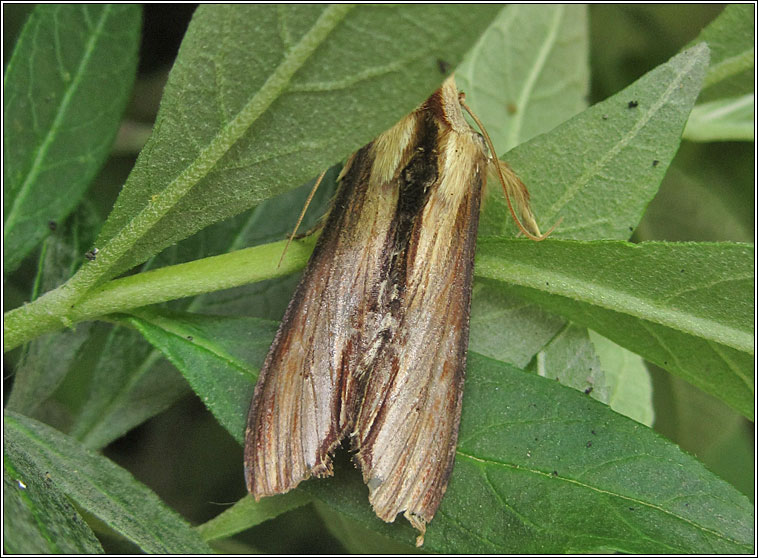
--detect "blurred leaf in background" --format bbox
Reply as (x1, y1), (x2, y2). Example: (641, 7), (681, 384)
(3, 4), (754, 554)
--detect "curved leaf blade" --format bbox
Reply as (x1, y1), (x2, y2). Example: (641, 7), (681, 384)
(476, 238), (754, 418)
(4, 435), (103, 554)
(480, 43), (710, 240)
(4, 411), (213, 554)
(689, 3), (755, 102)
(3, 4), (141, 271)
(457, 4), (589, 151)
(430, 353), (754, 553)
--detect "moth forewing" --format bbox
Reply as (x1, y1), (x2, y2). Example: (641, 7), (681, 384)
(245, 76), (501, 546)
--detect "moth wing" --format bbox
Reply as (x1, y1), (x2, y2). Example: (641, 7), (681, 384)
(244, 148), (395, 498)
(353, 153), (484, 540)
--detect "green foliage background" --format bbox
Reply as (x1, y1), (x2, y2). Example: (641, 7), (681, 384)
(3, 4), (754, 554)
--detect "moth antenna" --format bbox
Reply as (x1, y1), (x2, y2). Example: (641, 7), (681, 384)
(278, 169), (327, 268)
(458, 93), (560, 241)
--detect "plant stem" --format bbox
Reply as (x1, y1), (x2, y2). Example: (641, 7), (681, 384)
(3, 236), (316, 352)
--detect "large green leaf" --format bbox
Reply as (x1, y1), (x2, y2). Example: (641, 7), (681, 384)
(4, 434), (103, 554)
(3, 4), (141, 271)
(126, 310), (754, 553)
(475, 238), (754, 419)
(456, 4), (589, 151)
(4, 411), (213, 554)
(689, 3), (754, 103)
(480, 43), (710, 239)
(428, 352), (753, 553)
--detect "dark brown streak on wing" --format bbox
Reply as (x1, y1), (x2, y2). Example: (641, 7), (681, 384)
(352, 83), (487, 537)
(353, 109), (441, 450)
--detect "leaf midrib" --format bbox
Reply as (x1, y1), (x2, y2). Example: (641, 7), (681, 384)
(545, 44), (707, 220)
(4, 5), (112, 236)
(455, 449), (750, 549)
(476, 248), (753, 355)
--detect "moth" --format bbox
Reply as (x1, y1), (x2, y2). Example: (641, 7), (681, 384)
(244, 76), (547, 546)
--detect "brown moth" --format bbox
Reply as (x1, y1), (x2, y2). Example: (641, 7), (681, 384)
(244, 76), (544, 546)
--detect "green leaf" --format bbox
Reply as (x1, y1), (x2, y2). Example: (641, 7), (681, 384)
(4, 434), (103, 554)
(313, 500), (423, 555)
(85, 4), (501, 285)
(4, 411), (213, 554)
(470, 281), (565, 368)
(431, 353), (754, 553)
(456, 4), (589, 151)
(129, 310), (753, 552)
(589, 331), (654, 427)
(480, 43), (710, 240)
(3, 4), (141, 271)
(476, 238), (754, 419)
(683, 93), (754, 141)
(125, 309), (278, 442)
(196, 492), (312, 542)
(62, 324), (190, 450)
(529, 323), (610, 402)
(689, 4), (755, 102)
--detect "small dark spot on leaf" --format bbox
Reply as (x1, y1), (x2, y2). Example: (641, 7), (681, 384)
(584, 387), (593, 395)
(552, 470), (558, 476)
(681, 269), (685, 273)
(629, 506), (635, 511)
(48, 220), (57, 231)
(628, 100), (638, 108)
(437, 59), (451, 74)
(507, 102), (517, 115)
(602, 114), (608, 120)
(186, 335), (193, 341)
(586, 441), (592, 448)
(652, 159), (660, 167)
(85, 248), (99, 261)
